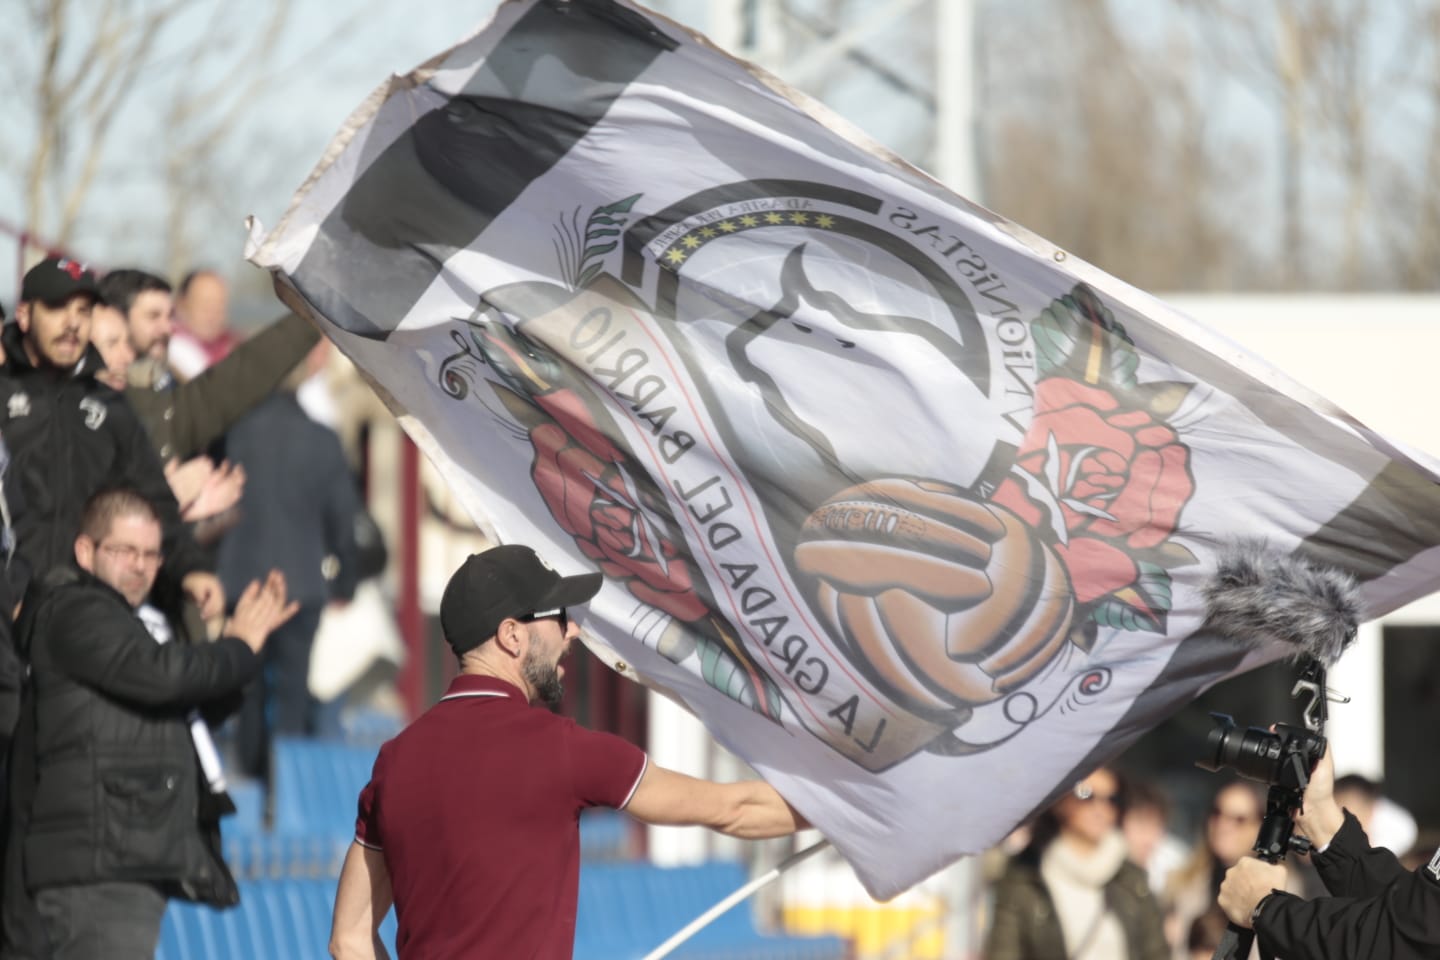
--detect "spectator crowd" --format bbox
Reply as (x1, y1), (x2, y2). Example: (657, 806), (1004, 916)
(0, 257), (367, 959)
(978, 757), (1434, 960)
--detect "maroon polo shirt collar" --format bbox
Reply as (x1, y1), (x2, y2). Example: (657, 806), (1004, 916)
(438, 673), (527, 704)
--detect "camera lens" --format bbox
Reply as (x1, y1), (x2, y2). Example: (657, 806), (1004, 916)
(1196, 713), (1237, 773)
(1196, 713), (1284, 783)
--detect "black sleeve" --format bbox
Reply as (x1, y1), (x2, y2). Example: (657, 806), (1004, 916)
(49, 590), (259, 707)
(1255, 866), (1440, 960)
(110, 396), (210, 579)
(1313, 810), (1410, 898)
(0, 612), (17, 745)
(167, 314), (320, 459)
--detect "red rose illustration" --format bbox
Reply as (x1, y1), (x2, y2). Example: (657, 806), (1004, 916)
(991, 378), (1193, 605)
(529, 389), (708, 623)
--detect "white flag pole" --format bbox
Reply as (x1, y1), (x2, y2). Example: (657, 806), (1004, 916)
(640, 839), (832, 960)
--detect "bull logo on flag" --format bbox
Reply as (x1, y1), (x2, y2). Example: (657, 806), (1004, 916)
(436, 181), (1200, 770)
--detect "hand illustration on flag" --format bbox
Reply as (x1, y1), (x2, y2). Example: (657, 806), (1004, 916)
(248, 0), (1440, 898)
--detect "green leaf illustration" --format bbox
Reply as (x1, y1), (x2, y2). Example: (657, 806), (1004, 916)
(1090, 598), (1161, 633)
(1089, 561), (1172, 634)
(573, 193), (642, 288)
(699, 637), (761, 710)
(580, 241), (619, 263)
(1137, 541), (1199, 570)
(1031, 283), (1139, 390)
(591, 194), (642, 218)
(1134, 561), (1173, 613)
(576, 263), (607, 288)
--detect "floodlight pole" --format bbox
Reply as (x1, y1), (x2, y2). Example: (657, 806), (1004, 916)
(935, 0), (980, 200)
(639, 839), (831, 960)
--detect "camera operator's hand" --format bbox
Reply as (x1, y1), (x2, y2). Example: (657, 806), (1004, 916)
(1296, 744), (1345, 851)
(1218, 856), (1289, 928)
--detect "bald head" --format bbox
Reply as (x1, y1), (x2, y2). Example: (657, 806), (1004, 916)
(177, 270), (229, 342)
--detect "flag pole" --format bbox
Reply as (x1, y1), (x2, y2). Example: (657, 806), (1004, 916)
(640, 839), (831, 960)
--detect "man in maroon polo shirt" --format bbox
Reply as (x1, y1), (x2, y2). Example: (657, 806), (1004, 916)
(329, 544), (806, 960)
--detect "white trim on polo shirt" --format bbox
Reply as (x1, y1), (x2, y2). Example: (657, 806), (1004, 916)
(438, 691), (511, 703)
(354, 836), (383, 851)
(618, 755), (649, 810)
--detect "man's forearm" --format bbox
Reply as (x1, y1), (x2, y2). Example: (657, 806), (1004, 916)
(172, 313), (320, 457)
(715, 781), (807, 839)
(331, 843), (393, 959)
(329, 934), (388, 960)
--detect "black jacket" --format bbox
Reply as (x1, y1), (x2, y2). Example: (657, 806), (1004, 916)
(1256, 812), (1440, 959)
(8, 567), (258, 903)
(0, 324), (208, 592)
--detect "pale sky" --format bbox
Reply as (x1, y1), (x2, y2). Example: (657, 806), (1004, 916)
(1, 1), (952, 308)
(3, 1), (1426, 307)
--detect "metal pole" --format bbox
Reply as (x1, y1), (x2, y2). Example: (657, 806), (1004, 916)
(640, 839), (831, 960)
(705, 0), (748, 59)
(934, 0), (980, 200)
(396, 434), (425, 718)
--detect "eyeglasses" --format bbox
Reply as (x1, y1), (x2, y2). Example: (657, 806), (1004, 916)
(99, 542), (164, 566)
(1209, 807), (1260, 827)
(522, 609), (569, 631)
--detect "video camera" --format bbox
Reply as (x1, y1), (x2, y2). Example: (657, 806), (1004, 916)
(1198, 714), (1326, 859)
(1196, 658), (1347, 960)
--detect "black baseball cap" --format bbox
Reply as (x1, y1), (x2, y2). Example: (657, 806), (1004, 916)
(440, 544), (602, 655)
(20, 257), (102, 306)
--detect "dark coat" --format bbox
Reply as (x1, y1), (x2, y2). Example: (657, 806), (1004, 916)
(8, 568), (257, 900)
(216, 392), (359, 608)
(986, 843), (1170, 960)
(125, 313), (319, 462)
(0, 325), (207, 592)
(1256, 812), (1440, 960)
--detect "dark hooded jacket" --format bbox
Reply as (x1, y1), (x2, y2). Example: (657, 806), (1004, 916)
(0, 324), (208, 593)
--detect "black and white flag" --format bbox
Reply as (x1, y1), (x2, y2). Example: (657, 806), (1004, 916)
(249, 0), (1440, 897)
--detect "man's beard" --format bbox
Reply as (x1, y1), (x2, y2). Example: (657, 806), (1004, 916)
(522, 648), (565, 711)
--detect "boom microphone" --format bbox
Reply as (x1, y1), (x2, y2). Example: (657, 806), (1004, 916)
(1202, 539), (1364, 667)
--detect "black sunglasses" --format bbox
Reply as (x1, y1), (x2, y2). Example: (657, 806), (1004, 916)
(521, 609), (569, 630)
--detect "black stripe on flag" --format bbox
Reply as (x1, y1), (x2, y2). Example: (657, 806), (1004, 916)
(290, 0), (675, 339)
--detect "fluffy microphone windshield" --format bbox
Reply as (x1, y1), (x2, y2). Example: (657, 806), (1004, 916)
(1202, 539), (1364, 667)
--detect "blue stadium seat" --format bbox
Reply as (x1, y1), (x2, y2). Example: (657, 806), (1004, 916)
(159, 864), (837, 960)
(574, 861), (848, 960)
(224, 779), (265, 834)
(158, 879), (398, 960)
(271, 737), (378, 836)
(223, 827), (351, 881)
(579, 808), (635, 860)
(342, 706), (405, 746)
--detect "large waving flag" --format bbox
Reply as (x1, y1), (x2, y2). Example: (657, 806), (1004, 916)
(247, 0), (1440, 898)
